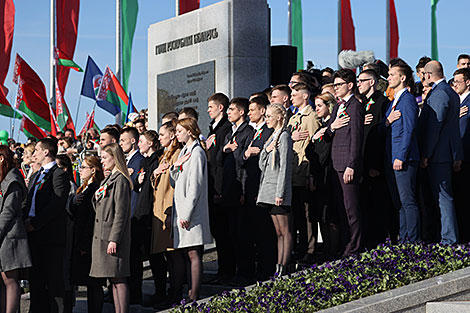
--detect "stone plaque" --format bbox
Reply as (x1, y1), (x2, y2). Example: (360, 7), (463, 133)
(156, 61), (215, 135)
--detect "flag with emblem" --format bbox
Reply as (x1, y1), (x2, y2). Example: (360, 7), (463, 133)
(80, 56), (120, 115)
(54, 47), (83, 72)
(97, 66), (129, 124)
(16, 78), (51, 132)
(20, 116), (47, 140)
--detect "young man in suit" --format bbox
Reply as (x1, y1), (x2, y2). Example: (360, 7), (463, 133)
(452, 68), (470, 243)
(383, 61), (421, 243)
(218, 97), (254, 284)
(120, 126), (145, 304)
(24, 138), (71, 313)
(288, 83), (320, 261)
(325, 69), (364, 257)
(421, 60), (464, 244)
(357, 69), (395, 248)
(243, 96), (275, 280)
(206, 93), (233, 282)
(270, 84), (295, 122)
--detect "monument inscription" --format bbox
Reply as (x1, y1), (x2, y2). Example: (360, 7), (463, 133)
(156, 61), (215, 133)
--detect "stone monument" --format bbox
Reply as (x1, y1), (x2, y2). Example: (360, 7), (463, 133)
(147, 0), (270, 134)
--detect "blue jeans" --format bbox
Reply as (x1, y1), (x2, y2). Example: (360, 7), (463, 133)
(428, 163), (459, 244)
(385, 161), (420, 243)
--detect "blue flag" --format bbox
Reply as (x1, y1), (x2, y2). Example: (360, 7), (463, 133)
(125, 92), (137, 124)
(80, 56), (121, 115)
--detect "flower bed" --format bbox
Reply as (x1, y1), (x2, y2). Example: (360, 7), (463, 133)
(170, 241), (470, 312)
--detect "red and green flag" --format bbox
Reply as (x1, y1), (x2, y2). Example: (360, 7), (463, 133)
(12, 54), (48, 101)
(0, 92), (20, 119)
(0, 0), (17, 118)
(54, 47), (83, 72)
(97, 66), (129, 124)
(121, 0), (138, 92)
(49, 103), (61, 137)
(55, 77), (76, 134)
(15, 78), (51, 132)
(78, 110), (100, 136)
(20, 116), (47, 140)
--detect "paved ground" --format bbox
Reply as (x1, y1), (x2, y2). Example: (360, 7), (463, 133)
(20, 244), (235, 313)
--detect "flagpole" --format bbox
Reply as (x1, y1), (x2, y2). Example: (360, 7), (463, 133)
(176, 0), (179, 16)
(115, 0), (122, 125)
(337, 0), (341, 68)
(50, 0), (56, 108)
(385, 0), (390, 64)
(287, 0), (292, 45)
(74, 96), (82, 131)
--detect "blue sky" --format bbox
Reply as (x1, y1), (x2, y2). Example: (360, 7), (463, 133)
(2, 0), (469, 141)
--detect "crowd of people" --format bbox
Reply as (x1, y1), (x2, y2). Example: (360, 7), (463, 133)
(1, 53), (470, 313)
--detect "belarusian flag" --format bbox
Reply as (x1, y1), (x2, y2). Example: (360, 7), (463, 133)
(16, 78), (51, 132)
(12, 54), (48, 101)
(54, 47), (83, 72)
(0, 91), (20, 119)
(20, 116), (47, 140)
(79, 110), (100, 136)
(0, 0), (16, 118)
(97, 66), (129, 124)
(49, 103), (61, 137)
(55, 77), (75, 134)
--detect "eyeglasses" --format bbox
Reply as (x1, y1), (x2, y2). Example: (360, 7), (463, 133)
(288, 81), (300, 86)
(423, 71), (433, 75)
(357, 78), (372, 84)
(453, 80), (466, 85)
(80, 165), (92, 169)
(333, 82), (347, 89)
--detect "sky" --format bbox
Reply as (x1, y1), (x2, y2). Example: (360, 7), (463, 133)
(2, 0), (469, 142)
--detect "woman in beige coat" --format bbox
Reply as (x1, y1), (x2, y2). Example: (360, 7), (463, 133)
(150, 120), (184, 307)
(90, 143), (132, 313)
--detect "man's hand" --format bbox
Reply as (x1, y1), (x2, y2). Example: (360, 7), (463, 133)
(386, 109), (401, 125)
(312, 127), (327, 141)
(180, 219), (190, 229)
(206, 134), (216, 148)
(331, 116), (350, 131)
(223, 141), (238, 153)
(369, 168), (380, 178)
(24, 218), (34, 232)
(244, 142), (261, 158)
(393, 159), (403, 171)
(137, 172), (145, 184)
(364, 113), (374, 125)
(460, 106), (468, 118)
(420, 158), (429, 169)
(343, 167), (354, 184)
(453, 160), (462, 172)
(292, 130), (309, 142)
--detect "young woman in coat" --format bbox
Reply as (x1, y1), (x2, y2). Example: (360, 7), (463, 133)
(91, 143), (132, 313)
(0, 145), (32, 313)
(170, 118), (212, 301)
(150, 120), (185, 308)
(70, 156), (104, 313)
(257, 103), (293, 276)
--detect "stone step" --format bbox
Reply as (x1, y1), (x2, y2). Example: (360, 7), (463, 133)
(426, 302), (470, 313)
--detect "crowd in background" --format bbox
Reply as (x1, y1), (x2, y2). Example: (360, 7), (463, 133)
(1, 53), (470, 313)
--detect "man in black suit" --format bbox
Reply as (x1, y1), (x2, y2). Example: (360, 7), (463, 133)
(206, 93), (233, 282)
(243, 96), (275, 280)
(357, 69), (395, 248)
(24, 138), (71, 313)
(218, 97), (254, 283)
(325, 69), (364, 257)
(120, 127), (145, 304)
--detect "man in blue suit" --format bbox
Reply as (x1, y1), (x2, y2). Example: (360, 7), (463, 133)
(421, 61), (464, 244)
(384, 61), (421, 243)
(451, 68), (470, 242)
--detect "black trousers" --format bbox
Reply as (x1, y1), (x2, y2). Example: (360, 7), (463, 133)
(453, 161), (470, 243)
(29, 241), (65, 313)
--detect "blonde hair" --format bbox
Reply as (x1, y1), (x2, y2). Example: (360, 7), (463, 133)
(102, 143), (133, 189)
(266, 103), (287, 169)
(315, 92), (337, 113)
(176, 117), (207, 152)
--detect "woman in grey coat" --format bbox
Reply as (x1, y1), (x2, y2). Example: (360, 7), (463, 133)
(170, 118), (211, 301)
(0, 146), (32, 313)
(257, 103), (293, 276)
(91, 143), (132, 313)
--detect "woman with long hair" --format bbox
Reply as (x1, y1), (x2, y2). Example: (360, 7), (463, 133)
(21, 143), (37, 186)
(90, 143), (132, 313)
(70, 156), (105, 313)
(170, 118), (211, 301)
(150, 120), (184, 308)
(0, 145), (32, 313)
(257, 103), (293, 276)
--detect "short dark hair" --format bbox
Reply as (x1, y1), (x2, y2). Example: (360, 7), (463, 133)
(121, 126), (139, 142)
(208, 93), (230, 111)
(390, 60), (415, 94)
(359, 69), (379, 82)
(334, 68), (357, 93)
(162, 111), (179, 121)
(249, 96), (269, 109)
(271, 84), (291, 96)
(38, 138), (58, 158)
(458, 54), (470, 62)
(64, 128), (74, 134)
(250, 92), (269, 101)
(230, 97), (250, 115)
(101, 126), (120, 142)
(179, 107), (199, 120)
(454, 68), (470, 81)
(291, 82), (310, 93)
(416, 56), (431, 70)
(134, 118), (145, 126)
(321, 67), (335, 75)
(56, 154), (73, 181)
